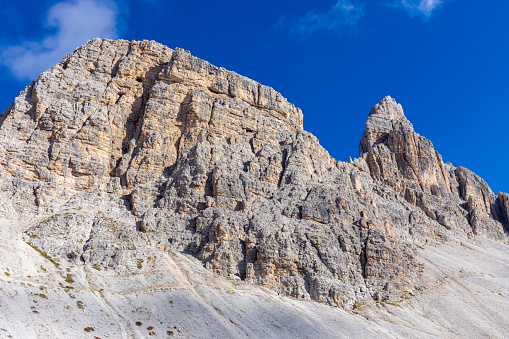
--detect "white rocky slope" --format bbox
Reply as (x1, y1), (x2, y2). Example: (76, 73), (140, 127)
(0, 39), (508, 338)
(0, 216), (508, 338)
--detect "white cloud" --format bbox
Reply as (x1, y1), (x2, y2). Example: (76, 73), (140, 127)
(282, 1), (365, 36)
(398, 0), (443, 17)
(1, 0), (119, 80)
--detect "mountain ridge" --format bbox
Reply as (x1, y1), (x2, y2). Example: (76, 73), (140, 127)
(0, 38), (508, 338)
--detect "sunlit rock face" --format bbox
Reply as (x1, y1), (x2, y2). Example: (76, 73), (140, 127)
(359, 96), (507, 240)
(0, 39), (507, 316)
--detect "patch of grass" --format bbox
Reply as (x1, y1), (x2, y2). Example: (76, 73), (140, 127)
(4, 272), (10, 277)
(137, 259), (144, 269)
(38, 293), (47, 299)
(91, 264), (102, 271)
(135, 321), (142, 326)
(77, 301), (84, 309)
(147, 326), (153, 330)
(65, 274), (75, 284)
(84, 327), (94, 332)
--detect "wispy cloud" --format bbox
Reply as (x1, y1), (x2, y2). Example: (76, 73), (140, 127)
(279, 1), (365, 37)
(1, 0), (119, 80)
(395, 0), (444, 17)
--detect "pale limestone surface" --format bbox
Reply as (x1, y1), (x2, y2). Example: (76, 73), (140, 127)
(0, 39), (508, 338)
(1, 217), (508, 338)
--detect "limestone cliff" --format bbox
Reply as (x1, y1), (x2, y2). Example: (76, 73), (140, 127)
(0, 39), (507, 315)
(359, 96), (508, 240)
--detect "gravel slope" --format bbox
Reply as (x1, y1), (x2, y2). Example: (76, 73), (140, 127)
(1, 217), (508, 338)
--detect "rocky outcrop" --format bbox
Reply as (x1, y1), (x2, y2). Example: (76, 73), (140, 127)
(0, 39), (507, 311)
(455, 167), (507, 239)
(0, 39), (301, 215)
(359, 96), (452, 195)
(496, 192), (509, 231)
(359, 96), (507, 240)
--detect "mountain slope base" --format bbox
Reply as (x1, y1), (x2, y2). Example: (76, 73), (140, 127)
(1, 217), (508, 338)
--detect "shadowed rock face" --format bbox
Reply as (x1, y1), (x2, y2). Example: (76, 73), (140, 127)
(0, 39), (507, 310)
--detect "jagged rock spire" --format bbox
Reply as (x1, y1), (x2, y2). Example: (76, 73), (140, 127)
(358, 96), (508, 240)
(359, 96), (451, 195)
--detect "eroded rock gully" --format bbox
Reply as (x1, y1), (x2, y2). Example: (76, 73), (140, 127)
(0, 39), (507, 309)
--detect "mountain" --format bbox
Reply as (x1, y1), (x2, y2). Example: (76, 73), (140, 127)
(0, 39), (508, 338)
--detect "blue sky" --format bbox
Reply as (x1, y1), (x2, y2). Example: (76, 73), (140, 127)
(0, 0), (508, 193)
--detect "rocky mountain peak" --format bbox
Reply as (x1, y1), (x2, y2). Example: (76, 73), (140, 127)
(359, 96), (413, 155)
(359, 95), (446, 189)
(0, 39), (507, 327)
(368, 95), (407, 120)
(358, 96), (508, 240)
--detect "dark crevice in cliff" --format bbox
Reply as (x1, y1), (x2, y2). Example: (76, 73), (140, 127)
(238, 239), (247, 280)
(359, 232), (369, 280)
(110, 57), (124, 79)
(278, 148), (288, 188)
(494, 195), (509, 234)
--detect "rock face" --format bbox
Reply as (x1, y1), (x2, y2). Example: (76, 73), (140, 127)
(359, 97), (451, 194)
(0, 39), (301, 209)
(359, 96), (507, 240)
(0, 39), (507, 311)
